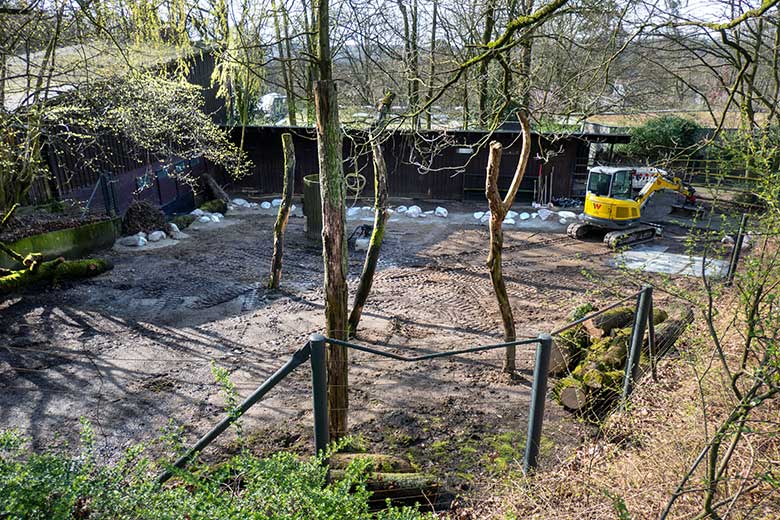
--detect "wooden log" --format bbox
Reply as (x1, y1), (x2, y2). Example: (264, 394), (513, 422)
(556, 376), (588, 410)
(550, 325), (590, 375)
(202, 173), (230, 204)
(0, 258), (111, 295)
(583, 307), (634, 338)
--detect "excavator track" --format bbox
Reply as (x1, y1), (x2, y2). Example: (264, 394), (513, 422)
(603, 224), (660, 249)
(566, 222), (592, 239)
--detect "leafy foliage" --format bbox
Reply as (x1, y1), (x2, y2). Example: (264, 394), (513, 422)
(0, 428), (432, 520)
(620, 116), (703, 163)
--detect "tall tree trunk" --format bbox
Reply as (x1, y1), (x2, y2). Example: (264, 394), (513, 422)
(484, 113), (531, 373)
(271, 0), (297, 126)
(478, 0), (496, 128)
(462, 69), (470, 130)
(315, 0), (349, 440)
(425, 0), (438, 130)
(517, 0), (534, 111)
(348, 92), (395, 334)
(268, 133), (295, 289)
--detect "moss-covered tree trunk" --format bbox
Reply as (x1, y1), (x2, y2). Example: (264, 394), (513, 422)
(314, 0), (349, 439)
(0, 258), (111, 295)
(484, 113), (531, 373)
(348, 93), (394, 335)
(268, 134), (296, 289)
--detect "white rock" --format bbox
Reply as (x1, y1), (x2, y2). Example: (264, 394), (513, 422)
(210, 213), (223, 222)
(387, 209), (395, 214)
(396, 205), (408, 213)
(249, 202), (259, 209)
(272, 198), (283, 207)
(198, 215), (212, 223)
(503, 218), (516, 226)
(406, 205), (422, 218)
(260, 201), (272, 209)
(347, 207), (361, 217)
(119, 235), (147, 247)
(361, 206), (372, 212)
(473, 211), (485, 220)
(531, 212), (538, 219)
(578, 213), (586, 221)
(519, 212), (531, 220)
(480, 212), (491, 225)
(170, 231), (189, 240)
(538, 208), (553, 221)
(148, 230), (167, 242)
(532, 202), (542, 209)
(721, 235), (735, 245)
(424, 210), (434, 215)
(232, 198), (249, 207)
(290, 204), (296, 212)
(435, 206), (448, 218)
(355, 237), (370, 251)
(227, 204), (236, 212)
(506, 210), (518, 219)
(135, 232), (147, 239)
(559, 211), (577, 219)
(559, 218), (568, 225)
(741, 234), (751, 250)
(190, 209), (204, 216)
(168, 223), (180, 234)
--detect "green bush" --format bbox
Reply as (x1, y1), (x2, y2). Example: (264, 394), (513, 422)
(620, 116), (703, 163)
(199, 199), (228, 214)
(0, 428), (431, 520)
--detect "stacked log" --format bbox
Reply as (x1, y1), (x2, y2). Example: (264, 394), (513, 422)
(553, 305), (691, 413)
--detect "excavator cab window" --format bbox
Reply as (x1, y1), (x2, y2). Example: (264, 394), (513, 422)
(611, 170), (633, 199)
(587, 171), (611, 196)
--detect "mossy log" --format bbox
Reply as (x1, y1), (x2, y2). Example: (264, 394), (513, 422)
(550, 325), (590, 375)
(0, 258), (111, 295)
(329, 468), (440, 510)
(650, 307), (694, 356)
(330, 452), (414, 473)
(583, 307), (634, 338)
(202, 173), (230, 204)
(585, 306), (669, 338)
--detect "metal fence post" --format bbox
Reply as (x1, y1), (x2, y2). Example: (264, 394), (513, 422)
(622, 285), (652, 404)
(310, 334), (329, 457)
(524, 333), (552, 474)
(726, 213), (748, 286)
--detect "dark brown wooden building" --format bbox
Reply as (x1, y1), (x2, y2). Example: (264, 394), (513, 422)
(226, 126), (629, 203)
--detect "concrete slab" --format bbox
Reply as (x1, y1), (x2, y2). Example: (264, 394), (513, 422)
(611, 248), (728, 278)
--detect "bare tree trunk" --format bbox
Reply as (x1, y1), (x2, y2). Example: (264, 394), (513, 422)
(478, 0), (496, 128)
(425, 0), (438, 130)
(268, 133), (295, 289)
(271, 0), (297, 126)
(348, 93), (395, 334)
(315, 0), (349, 440)
(484, 112), (531, 373)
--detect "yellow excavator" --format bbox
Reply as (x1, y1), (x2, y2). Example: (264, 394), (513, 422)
(567, 166), (696, 248)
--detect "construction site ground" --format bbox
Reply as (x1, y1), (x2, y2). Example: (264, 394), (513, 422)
(0, 200), (702, 498)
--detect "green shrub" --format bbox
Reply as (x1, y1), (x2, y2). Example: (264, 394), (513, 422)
(199, 199), (228, 214)
(620, 116), (703, 163)
(0, 428), (432, 520)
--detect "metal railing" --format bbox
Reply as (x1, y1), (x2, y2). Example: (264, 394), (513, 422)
(158, 286), (665, 486)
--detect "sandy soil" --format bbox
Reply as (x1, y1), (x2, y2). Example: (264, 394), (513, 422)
(0, 202), (693, 491)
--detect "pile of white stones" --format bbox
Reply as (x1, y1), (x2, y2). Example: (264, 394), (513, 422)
(118, 223), (189, 248)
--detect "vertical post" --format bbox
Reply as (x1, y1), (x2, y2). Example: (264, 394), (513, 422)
(310, 334), (329, 457)
(622, 286), (652, 404)
(726, 213), (748, 286)
(524, 333), (552, 474)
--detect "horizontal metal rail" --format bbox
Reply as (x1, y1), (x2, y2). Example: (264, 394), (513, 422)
(324, 336), (541, 361)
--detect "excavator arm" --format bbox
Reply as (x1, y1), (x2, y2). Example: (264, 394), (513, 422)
(636, 174), (694, 207)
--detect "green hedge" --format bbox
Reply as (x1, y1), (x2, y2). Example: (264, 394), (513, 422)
(0, 428), (431, 520)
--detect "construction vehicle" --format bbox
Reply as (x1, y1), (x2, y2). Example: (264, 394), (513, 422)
(567, 166), (696, 248)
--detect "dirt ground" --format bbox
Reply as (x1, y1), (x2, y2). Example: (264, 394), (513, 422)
(0, 200), (696, 496)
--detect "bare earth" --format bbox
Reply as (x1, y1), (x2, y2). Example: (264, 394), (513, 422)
(0, 205), (687, 492)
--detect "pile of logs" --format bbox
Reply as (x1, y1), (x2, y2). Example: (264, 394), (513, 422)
(551, 304), (693, 413)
